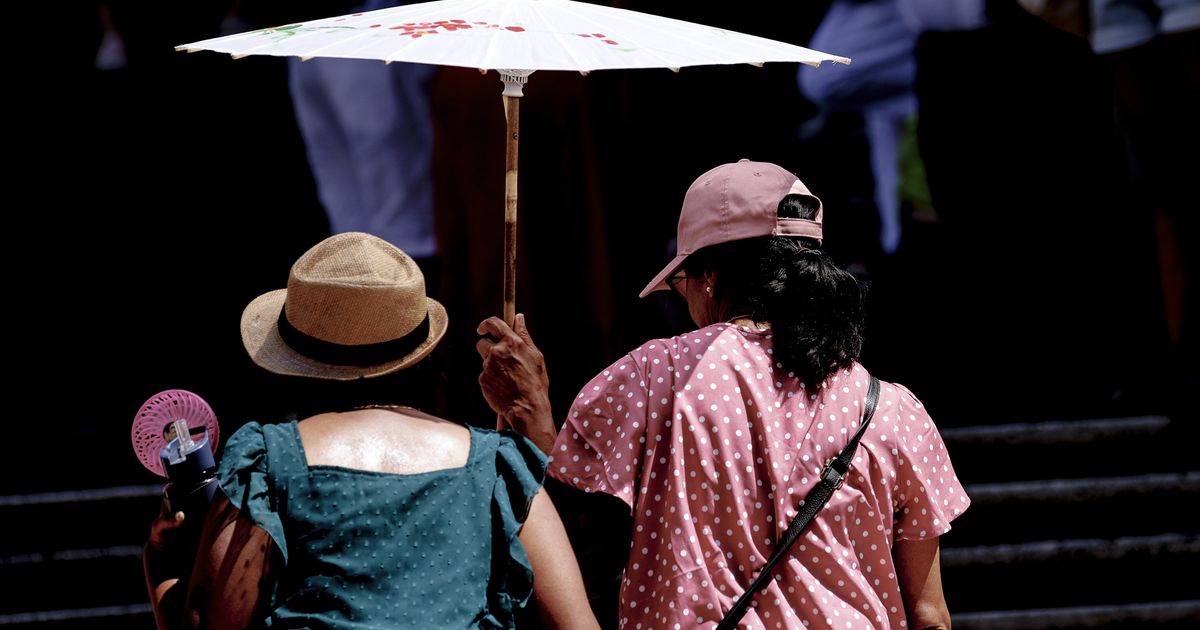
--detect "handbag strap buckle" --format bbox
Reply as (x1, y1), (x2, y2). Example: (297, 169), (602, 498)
(820, 457), (849, 490)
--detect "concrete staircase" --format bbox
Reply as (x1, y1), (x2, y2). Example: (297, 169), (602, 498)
(938, 415), (1200, 629)
(2, 414), (1196, 629)
(0, 484), (160, 630)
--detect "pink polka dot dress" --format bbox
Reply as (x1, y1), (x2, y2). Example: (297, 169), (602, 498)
(548, 323), (971, 629)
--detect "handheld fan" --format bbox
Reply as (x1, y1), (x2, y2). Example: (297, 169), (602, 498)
(132, 389), (220, 477)
(132, 389), (221, 514)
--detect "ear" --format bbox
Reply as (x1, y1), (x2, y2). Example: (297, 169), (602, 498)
(703, 268), (718, 291)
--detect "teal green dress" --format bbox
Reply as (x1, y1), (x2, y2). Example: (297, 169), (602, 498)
(217, 420), (547, 629)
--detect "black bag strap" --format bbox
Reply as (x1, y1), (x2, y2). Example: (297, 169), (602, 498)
(716, 375), (880, 630)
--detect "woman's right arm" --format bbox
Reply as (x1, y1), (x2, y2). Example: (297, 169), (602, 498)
(144, 494), (273, 630)
(519, 488), (602, 630)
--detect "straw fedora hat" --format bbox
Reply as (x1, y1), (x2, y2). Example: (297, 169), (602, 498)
(240, 232), (448, 380)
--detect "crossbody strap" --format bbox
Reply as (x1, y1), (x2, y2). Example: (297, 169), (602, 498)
(716, 375), (880, 630)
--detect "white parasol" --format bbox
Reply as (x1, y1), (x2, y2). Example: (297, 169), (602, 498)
(177, 0), (851, 324)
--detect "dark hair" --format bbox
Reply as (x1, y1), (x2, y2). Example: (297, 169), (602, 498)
(682, 194), (866, 388)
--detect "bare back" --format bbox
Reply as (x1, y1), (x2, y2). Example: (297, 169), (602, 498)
(297, 407), (471, 475)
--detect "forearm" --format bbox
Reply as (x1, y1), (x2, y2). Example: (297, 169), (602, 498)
(143, 543), (185, 630)
(520, 490), (601, 629)
(544, 478), (631, 626)
(498, 391), (558, 454)
(895, 537), (951, 630)
(909, 616), (951, 630)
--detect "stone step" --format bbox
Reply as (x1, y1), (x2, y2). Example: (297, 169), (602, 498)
(941, 533), (1200, 614)
(939, 415), (1186, 484)
(941, 472), (1200, 547)
(952, 600), (1200, 630)
(0, 486), (161, 557)
(0, 606), (154, 630)
(0, 548), (147, 619)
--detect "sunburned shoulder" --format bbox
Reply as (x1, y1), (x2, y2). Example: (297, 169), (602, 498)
(298, 409), (472, 473)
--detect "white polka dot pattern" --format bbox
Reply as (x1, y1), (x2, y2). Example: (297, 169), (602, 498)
(547, 324), (971, 629)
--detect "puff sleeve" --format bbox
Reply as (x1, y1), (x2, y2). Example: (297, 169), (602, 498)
(216, 421), (288, 564)
(887, 385), (971, 540)
(487, 430), (549, 617)
(551, 352), (650, 508)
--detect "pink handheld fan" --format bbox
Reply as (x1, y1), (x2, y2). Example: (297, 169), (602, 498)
(132, 389), (219, 477)
(131, 389), (221, 515)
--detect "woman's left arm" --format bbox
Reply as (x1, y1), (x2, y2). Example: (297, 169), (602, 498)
(147, 493), (274, 630)
(894, 537), (952, 630)
(519, 488), (602, 629)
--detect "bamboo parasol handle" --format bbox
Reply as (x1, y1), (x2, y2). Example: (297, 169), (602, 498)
(502, 93), (519, 328)
(498, 71), (530, 431)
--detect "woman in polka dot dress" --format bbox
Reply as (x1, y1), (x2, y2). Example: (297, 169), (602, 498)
(144, 233), (600, 629)
(477, 160), (971, 629)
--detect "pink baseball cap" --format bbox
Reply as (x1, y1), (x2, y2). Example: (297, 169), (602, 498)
(639, 159), (823, 298)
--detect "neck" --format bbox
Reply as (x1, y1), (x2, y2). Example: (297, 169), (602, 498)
(726, 314), (769, 330)
(352, 403), (418, 412)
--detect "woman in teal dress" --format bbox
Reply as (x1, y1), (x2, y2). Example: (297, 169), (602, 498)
(143, 232), (598, 629)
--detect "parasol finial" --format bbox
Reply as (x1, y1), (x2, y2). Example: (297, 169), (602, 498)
(498, 69), (534, 98)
